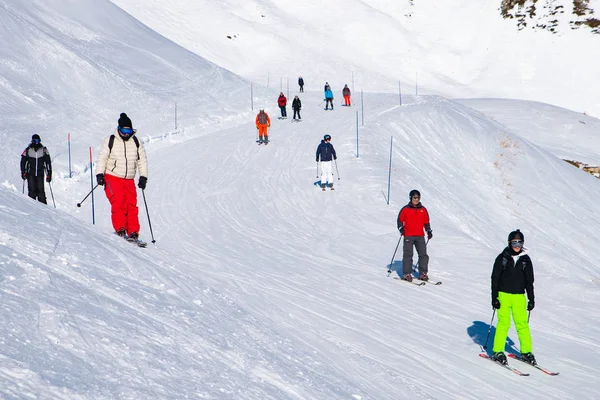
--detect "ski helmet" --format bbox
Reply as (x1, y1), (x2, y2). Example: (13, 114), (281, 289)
(31, 134), (41, 142)
(508, 229), (524, 242)
(259, 108), (264, 111)
(324, 134), (331, 141)
(409, 189), (421, 199)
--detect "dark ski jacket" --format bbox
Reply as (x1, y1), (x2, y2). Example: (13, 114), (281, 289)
(298, 77), (304, 86)
(21, 143), (52, 178)
(343, 86), (351, 96)
(397, 202), (430, 236)
(491, 247), (534, 302)
(292, 98), (302, 110)
(316, 140), (337, 162)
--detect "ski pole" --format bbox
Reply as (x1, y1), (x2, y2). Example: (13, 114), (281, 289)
(334, 159), (340, 180)
(528, 310), (531, 323)
(316, 161), (319, 178)
(77, 184), (99, 207)
(483, 309), (496, 351)
(48, 181), (56, 208)
(387, 235), (403, 276)
(22, 179), (25, 194)
(141, 189), (156, 243)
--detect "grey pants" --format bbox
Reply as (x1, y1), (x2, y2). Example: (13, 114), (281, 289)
(402, 236), (429, 276)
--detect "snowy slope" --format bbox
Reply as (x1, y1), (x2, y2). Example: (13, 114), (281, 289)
(1, 1), (600, 399)
(110, 0), (600, 117)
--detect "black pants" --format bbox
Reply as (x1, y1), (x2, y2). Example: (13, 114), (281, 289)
(325, 99), (333, 109)
(402, 236), (429, 276)
(299, 85), (304, 92)
(279, 106), (287, 117)
(27, 175), (47, 204)
(293, 109), (301, 119)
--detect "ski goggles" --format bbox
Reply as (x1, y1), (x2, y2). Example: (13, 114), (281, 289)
(32, 138), (41, 144)
(510, 240), (523, 247)
(118, 127), (134, 135)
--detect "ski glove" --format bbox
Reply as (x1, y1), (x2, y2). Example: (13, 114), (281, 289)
(138, 176), (147, 190)
(427, 230), (433, 240)
(398, 226), (405, 236)
(527, 300), (535, 311)
(492, 299), (501, 309)
(46, 175), (51, 183)
(21, 172), (27, 180)
(96, 173), (105, 186)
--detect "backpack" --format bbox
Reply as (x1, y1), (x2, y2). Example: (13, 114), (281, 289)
(108, 134), (140, 160)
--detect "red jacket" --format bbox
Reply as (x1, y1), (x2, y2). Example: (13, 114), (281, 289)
(397, 203), (430, 237)
(278, 95), (287, 107)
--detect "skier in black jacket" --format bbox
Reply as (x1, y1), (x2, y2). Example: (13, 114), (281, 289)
(21, 134), (52, 204)
(292, 96), (302, 120)
(490, 229), (536, 366)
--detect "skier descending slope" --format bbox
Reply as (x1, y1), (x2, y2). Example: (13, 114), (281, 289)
(315, 134), (337, 190)
(396, 190), (433, 282)
(255, 108), (271, 144)
(490, 229), (536, 366)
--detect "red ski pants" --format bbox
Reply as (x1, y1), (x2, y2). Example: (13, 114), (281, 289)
(257, 124), (269, 137)
(104, 174), (140, 235)
(344, 95), (351, 106)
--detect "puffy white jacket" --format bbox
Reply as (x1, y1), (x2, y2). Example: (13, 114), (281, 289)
(95, 130), (148, 179)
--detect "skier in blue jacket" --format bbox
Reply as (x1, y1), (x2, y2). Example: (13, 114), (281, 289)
(324, 87), (334, 110)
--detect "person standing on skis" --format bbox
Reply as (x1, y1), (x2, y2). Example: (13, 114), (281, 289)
(315, 134), (337, 190)
(255, 108), (271, 144)
(298, 76), (304, 93)
(324, 86), (334, 110)
(342, 84), (351, 106)
(20, 134), (52, 204)
(490, 229), (536, 366)
(277, 92), (288, 119)
(397, 189), (432, 281)
(95, 113), (148, 240)
(292, 95), (302, 121)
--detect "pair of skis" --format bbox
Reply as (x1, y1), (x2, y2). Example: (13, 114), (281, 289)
(393, 277), (442, 286)
(115, 232), (147, 248)
(479, 353), (559, 376)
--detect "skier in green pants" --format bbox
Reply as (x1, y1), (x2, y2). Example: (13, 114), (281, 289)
(490, 229), (536, 365)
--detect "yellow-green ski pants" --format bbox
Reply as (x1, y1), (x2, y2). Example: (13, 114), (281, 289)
(492, 292), (532, 354)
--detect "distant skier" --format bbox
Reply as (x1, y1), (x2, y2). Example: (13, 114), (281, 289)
(315, 134), (337, 190)
(255, 108), (271, 144)
(277, 92), (287, 119)
(342, 84), (351, 106)
(20, 134), (52, 204)
(298, 76), (304, 93)
(95, 113), (148, 240)
(397, 190), (432, 282)
(292, 95), (302, 120)
(490, 229), (536, 366)
(324, 86), (334, 110)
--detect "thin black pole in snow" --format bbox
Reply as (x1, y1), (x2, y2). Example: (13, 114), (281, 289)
(361, 89), (364, 126)
(399, 81), (402, 106)
(483, 309), (496, 351)
(141, 189), (156, 243)
(387, 235), (403, 276)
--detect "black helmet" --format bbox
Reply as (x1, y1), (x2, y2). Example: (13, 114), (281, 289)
(31, 134), (41, 142)
(324, 134), (331, 141)
(409, 189), (421, 199)
(508, 229), (524, 242)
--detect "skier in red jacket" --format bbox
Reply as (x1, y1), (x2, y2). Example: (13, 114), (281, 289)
(277, 92), (287, 119)
(397, 189), (433, 282)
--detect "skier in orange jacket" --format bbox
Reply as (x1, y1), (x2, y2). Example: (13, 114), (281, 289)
(255, 108), (271, 144)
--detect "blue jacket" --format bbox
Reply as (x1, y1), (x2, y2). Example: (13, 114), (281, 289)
(316, 140), (337, 162)
(324, 89), (334, 99)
